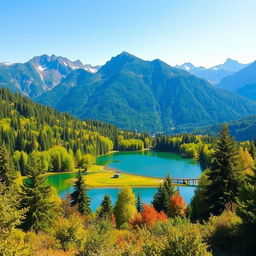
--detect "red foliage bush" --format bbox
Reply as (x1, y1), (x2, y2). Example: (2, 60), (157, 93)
(131, 204), (167, 227)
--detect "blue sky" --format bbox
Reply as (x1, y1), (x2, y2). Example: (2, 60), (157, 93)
(0, 0), (255, 67)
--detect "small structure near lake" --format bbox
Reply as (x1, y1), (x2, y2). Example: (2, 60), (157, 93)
(113, 171), (121, 178)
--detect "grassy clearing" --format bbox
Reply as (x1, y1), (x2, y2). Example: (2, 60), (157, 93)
(74, 165), (163, 188)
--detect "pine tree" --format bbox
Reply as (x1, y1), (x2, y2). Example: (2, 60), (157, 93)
(152, 174), (176, 215)
(205, 124), (240, 217)
(152, 185), (169, 212)
(20, 152), (26, 176)
(163, 174), (176, 196)
(20, 155), (54, 232)
(136, 193), (143, 212)
(71, 171), (91, 215)
(236, 162), (256, 254)
(98, 194), (113, 218)
(0, 142), (17, 187)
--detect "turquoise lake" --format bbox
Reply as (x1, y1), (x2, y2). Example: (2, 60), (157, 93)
(46, 151), (202, 211)
(96, 151), (202, 178)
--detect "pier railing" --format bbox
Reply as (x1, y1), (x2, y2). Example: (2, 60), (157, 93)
(170, 178), (199, 186)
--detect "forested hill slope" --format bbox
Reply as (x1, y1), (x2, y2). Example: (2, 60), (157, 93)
(194, 114), (256, 141)
(35, 52), (256, 133)
(0, 88), (149, 175)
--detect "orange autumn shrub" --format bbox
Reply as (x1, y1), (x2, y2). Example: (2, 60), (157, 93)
(169, 193), (186, 217)
(131, 204), (167, 227)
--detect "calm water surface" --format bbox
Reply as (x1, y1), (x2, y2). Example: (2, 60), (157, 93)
(46, 151), (201, 211)
(96, 151), (201, 178)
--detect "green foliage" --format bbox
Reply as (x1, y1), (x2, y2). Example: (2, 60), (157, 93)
(49, 146), (75, 172)
(136, 192), (143, 213)
(52, 213), (87, 251)
(114, 186), (137, 228)
(155, 134), (214, 169)
(0, 142), (17, 186)
(0, 183), (32, 256)
(71, 171), (91, 215)
(98, 194), (113, 218)
(0, 88), (151, 175)
(195, 114), (256, 141)
(190, 170), (210, 222)
(205, 124), (241, 217)
(180, 143), (198, 158)
(119, 138), (144, 151)
(0, 183), (25, 234)
(20, 155), (55, 232)
(152, 174), (176, 216)
(78, 218), (114, 256)
(203, 210), (241, 255)
(79, 153), (96, 170)
(236, 162), (256, 254)
(161, 223), (212, 256)
(199, 146), (214, 170)
(143, 218), (212, 256)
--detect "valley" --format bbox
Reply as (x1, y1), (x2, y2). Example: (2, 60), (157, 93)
(2, 52), (256, 134)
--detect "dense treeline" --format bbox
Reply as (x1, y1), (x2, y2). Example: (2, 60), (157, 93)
(0, 121), (256, 255)
(1, 87), (256, 255)
(118, 137), (145, 151)
(155, 133), (256, 172)
(0, 88), (149, 175)
(155, 134), (215, 169)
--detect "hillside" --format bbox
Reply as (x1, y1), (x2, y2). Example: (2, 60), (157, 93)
(35, 52), (256, 133)
(194, 114), (256, 141)
(0, 87), (149, 160)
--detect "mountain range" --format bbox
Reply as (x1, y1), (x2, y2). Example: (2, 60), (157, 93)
(1, 52), (256, 134)
(0, 55), (100, 97)
(176, 59), (249, 84)
(34, 52), (256, 133)
(217, 61), (256, 100)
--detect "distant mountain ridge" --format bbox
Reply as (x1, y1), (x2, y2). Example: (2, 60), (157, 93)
(176, 59), (249, 84)
(0, 54), (100, 97)
(217, 61), (256, 101)
(194, 114), (256, 141)
(35, 52), (256, 133)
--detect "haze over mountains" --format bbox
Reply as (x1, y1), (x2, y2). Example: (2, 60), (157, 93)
(1, 52), (256, 134)
(176, 59), (249, 84)
(218, 61), (256, 100)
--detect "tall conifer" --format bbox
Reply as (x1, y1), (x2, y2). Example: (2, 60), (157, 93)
(136, 193), (143, 213)
(20, 155), (54, 232)
(152, 174), (176, 215)
(0, 142), (17, 187)
(98, 194), (113, 218)
(205, 124), (240, 216)
(71, 171), (91, 215)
